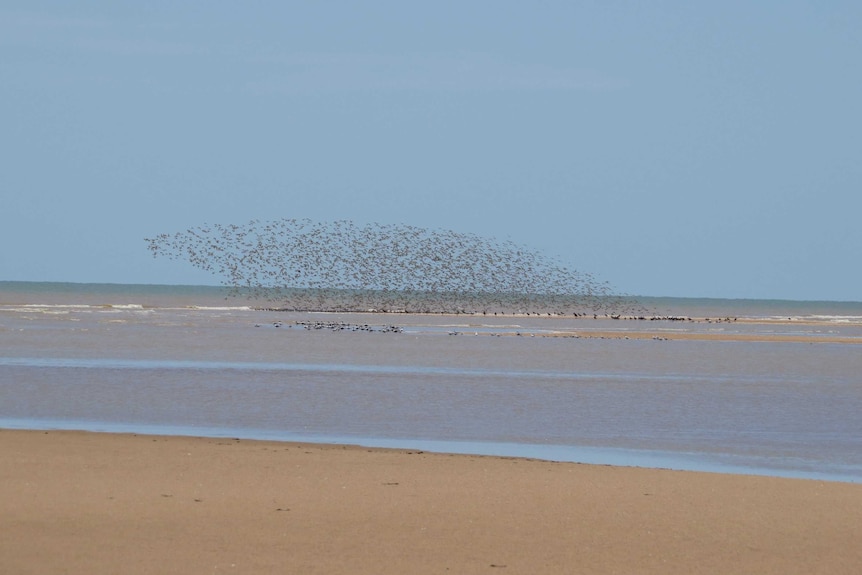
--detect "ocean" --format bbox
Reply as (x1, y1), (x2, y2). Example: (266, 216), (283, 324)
(2, 281), (861, 482)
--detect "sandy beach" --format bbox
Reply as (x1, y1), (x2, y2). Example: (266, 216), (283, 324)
(2, 430), (860, 574)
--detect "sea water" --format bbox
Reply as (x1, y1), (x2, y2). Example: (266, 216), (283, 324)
(1, 281), (861, 482)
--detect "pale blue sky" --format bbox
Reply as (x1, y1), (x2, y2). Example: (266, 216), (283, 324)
(2, 1), (860, 300)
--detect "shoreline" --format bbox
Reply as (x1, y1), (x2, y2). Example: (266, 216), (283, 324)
(4, 421), (860, 485)
(263, 312), (862, 343)
(3, 428), (861, 574)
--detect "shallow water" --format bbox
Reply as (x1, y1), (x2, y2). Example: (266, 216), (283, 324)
(2, 282), (861, 482)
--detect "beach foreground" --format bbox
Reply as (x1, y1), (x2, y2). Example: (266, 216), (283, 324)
(2, 430), (860, 574)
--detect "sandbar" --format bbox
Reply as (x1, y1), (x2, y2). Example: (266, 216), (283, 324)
(2, 429), (860, 574)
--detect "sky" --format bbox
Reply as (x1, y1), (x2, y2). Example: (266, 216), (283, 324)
(2, 1), (860, 301)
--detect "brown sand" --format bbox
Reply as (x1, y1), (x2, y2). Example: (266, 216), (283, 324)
(2, 430), (860, 575)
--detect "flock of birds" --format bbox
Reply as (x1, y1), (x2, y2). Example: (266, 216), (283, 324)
(286, 320), (403, 333)
(146, 218), (640, 315)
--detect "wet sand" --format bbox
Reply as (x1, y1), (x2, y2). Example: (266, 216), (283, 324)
(540, 330), (862, 344)
(285, 311), (862, 343)
(2, 429), (860, 574)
